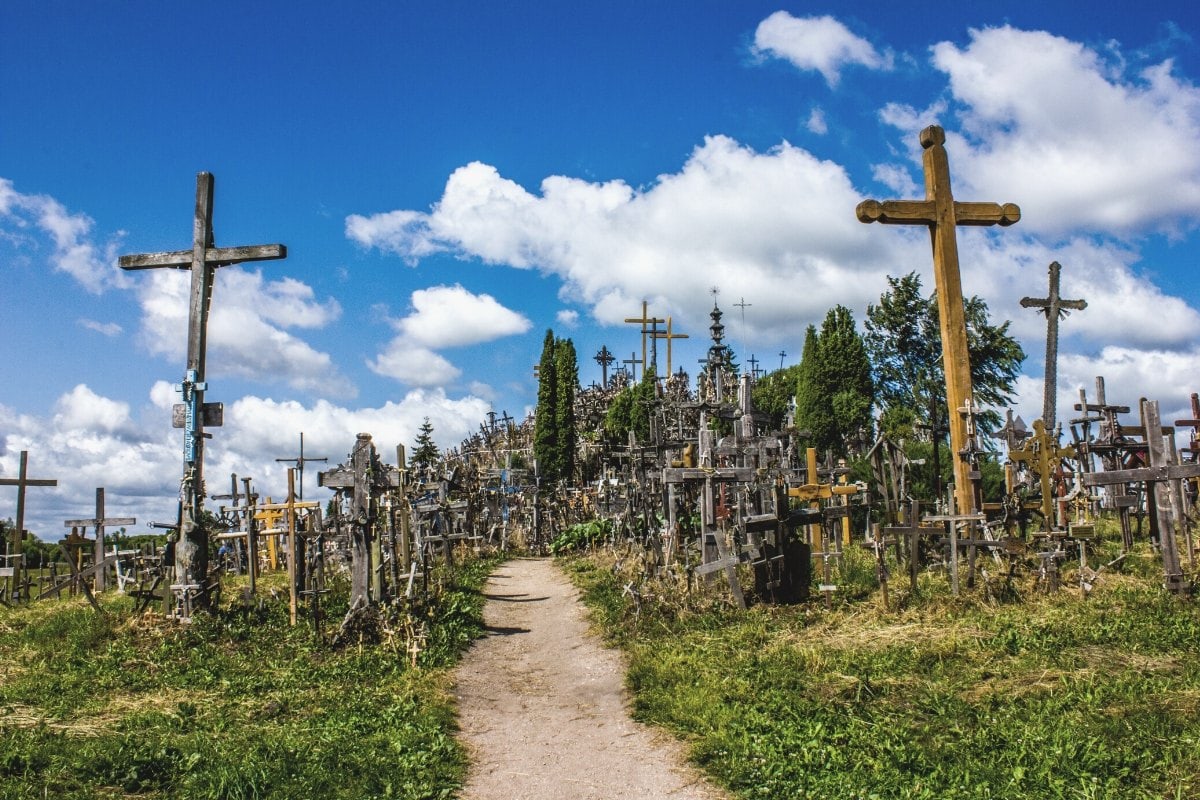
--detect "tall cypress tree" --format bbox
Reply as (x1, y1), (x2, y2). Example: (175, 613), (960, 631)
(795, 307), (874, 456)
(533, 329), (559, 480)
(554, 337), (578, 484)
(794, 324), (828, 445)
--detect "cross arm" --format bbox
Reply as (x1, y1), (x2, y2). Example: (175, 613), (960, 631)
(953, 202), (1021, 226)
(1082, 464), (1200, 486)
(63, 517), (136, 527)
(0, 478), (57, 487)
(119, 244), (287, 270)
(856, 200), (934, 225)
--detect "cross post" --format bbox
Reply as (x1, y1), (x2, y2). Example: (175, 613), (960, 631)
(119, 172), (286, 615)
(858, 125), (1020, 516)
(0, 451), (57, 601)
(624, 301), (664, 377)
(1020, 261), (1086, 431)
(622, 351), (642, 382)
(62, 487), (136, 592)
(275, 431), (328, 502)
(651, 316), (689, 374)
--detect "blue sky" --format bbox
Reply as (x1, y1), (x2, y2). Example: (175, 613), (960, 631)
(4, 1), (1200, 536)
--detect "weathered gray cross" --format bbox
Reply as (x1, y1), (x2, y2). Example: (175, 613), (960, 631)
(1020, 261), (1087, 432)
(0, 451), (57, 601)
(62, 487), (135, 592)
(119, 172), (286, 613)
(275, 431), (327, 502)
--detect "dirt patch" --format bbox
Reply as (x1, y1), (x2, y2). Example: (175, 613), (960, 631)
(453, 558), (729, 800)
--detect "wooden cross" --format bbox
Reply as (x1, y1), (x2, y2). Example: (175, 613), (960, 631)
(1009, 419), (1075, 531)
(594, 345), (616, 386)
(624, 301), (664, 376)
(778, 350), (787, 370)
(119, 172), (286, 610)
(622, 351), (642, 382)
(62, 488), (135, 592)
(858, 125), (1020, 516)
(1083, 400), (1199, 594)
(1020, 261), (1087, 432)
(0, 451), (57, 601)
(275, 431), (327, 502)
(651, 316), (689, 375)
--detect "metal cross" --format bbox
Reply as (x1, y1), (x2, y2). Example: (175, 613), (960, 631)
(1021, 261), (1086, 432)
(593, 345), (615, 386)
(858, 125), (1020, 516)
(119, 172), (286, 610)
(275, 431), (328, 501)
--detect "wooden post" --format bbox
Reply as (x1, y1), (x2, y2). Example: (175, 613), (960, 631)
(286, 469), (298, 626)
(0, 452), (58, 601)
(858, 125), (1020, 516)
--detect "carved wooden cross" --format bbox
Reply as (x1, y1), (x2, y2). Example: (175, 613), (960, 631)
(62, 488), (135, 592)
(1021, 261), (1087, 432)
(1008, 418), (1076, 532)
(652, 316), (689, 375)
(858, 125), (1020, 516)
(0, 451), (57, 601)
(624, 301), (664, 375)
(119, 172), (286, 611)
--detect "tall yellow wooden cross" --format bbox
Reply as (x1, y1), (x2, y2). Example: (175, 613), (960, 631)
(858, 125), (1020, 515)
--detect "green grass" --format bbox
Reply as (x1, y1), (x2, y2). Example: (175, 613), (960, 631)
(0, 556), (499, 800)
(564, 545), (1200, 800)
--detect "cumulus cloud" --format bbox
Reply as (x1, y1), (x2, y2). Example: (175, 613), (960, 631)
(0, 178), (126, 293)
(882, 26), (1200, 237)
(556, 309), (580, 327)
(806, 107), (828, 135)
(0, 383), (492, 539)
(132, 266), (353, 398)
(78, 318), (122, 337)
(752, 11), (892, 87)
(369, 285), (530, 386)
(347, 136), (898, 343)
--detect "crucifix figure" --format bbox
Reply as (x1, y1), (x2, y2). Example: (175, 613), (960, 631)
(0, 451), (57, 601)
(1021, 261), (1087, 433)
(858, 125), (1021, 515)
(119, 172), (286, 615)
(594, 345), (615, 387)
(276, 432), (328, 501)
(62, 488), (135, 592)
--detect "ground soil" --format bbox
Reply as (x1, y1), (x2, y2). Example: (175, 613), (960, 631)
(453, 557), (730, 800)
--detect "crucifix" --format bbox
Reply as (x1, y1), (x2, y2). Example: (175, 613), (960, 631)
(1020, 261), (1087, 432)
(624, 301), (664, 376)
(62, 488), (135, 592)
(119, 172), (286, 614)
(858, 125), (1020, 516)
(275, 431), (328, 502)
(651, 316), (689, 375)
(594, 345), (615, 387)
(0, 451), (57, 601)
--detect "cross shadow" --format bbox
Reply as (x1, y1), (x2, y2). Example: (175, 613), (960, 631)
(483, 593), (550, 602)
(483, 624), (530, 636)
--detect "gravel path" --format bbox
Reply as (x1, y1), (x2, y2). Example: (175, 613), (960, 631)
(453, 558), (730, 800)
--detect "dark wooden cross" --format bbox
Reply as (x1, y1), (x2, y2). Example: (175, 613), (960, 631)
(858, 125), (1020, 517)
(1020, 261), (1087, 432)
(0, 451), (57, 601)
(119, 172), (286, 613)
(778, 350), (787, 370)
(1082, 400), (1200, 594)
(275, 431), (327, 501)
(62, 488), (135, 592)
(746, 354), (760, 378)
(623, 351), (642, 382)
(624, 301), (664, 376)
(594, 345), (615, 386)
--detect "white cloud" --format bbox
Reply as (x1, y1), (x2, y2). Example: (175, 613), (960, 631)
(556, 309), (580, 327)
(133, 266), (353, 398)
(78, 318), (123, 337)
(883, 26), (1200, 237)
(806, 107), (828, 135)
(369, 340), (461, 386)
(0, 178), (127, 293)
(347, 136), (897, 343)
(752, 11), (891, 88)
(397, 284), (531, 348)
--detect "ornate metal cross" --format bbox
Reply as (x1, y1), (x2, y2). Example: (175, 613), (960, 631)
(858, 125), (1020, 515)
(1021, 261), (1086, 433)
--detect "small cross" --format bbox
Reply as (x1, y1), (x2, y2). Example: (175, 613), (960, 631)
(651, 317), (689, 374)
(778, 350), (787, 371)
(624, 301), (664, 377)
(858, 125), (1020, 516)
(1021, 261), (1087, 432)
(62, 487), (135, 592)
(275, 431), (328, 501)
(594, 345), (615, 386)
(623, 351), (643, 382)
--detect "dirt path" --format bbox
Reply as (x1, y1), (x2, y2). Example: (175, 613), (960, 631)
(453, 558), (730, 800)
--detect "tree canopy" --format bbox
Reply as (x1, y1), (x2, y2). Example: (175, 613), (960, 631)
(794, 306), (874, 456)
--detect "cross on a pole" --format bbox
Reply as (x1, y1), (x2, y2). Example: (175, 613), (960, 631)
(622, 351), (642, 382)
(747, 353), (760, 378)
(594, 345), (615, 386)
(1021, 261), (1087, 432)
(119, 172), (287, 613)
(624, 301), (664, 377)
(858, 125), (1020, 516)
(0, 451), (57, 601)
(778, 350), (787, 370)
(651, 316), (689, 375)
(276, 431), (328, 501)
(62, 488), (135, 592)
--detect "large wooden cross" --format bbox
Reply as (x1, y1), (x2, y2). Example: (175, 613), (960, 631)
(0, 451), (57, 600)
(625, 301), (664, 375)
(1021, 261), (1086, 432)
(858, 125), (1020, 515)
(119, 172), (286, 612)
(62, 488), (135, 592)
(652, 316), (689, 375)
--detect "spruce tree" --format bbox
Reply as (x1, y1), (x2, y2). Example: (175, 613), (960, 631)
(409, 417), (440, 471)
